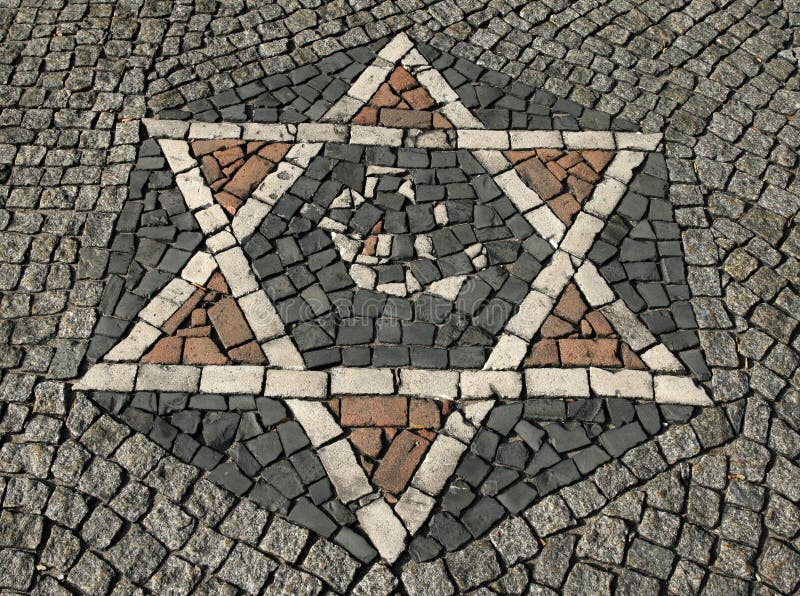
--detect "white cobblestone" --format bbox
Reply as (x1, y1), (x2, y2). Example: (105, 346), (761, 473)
(525, 205), (566, 245)
(614, 132), (662, 150)
(286, 399), (342, 446)
(232, 199), (272, 242)
(509, 130), (563, 148)
(74, 364), (137, 392)
(253, 162), (305, 204)
(200, 365), (264, 394)
(394, 488), (435, 534)
(532, 250), (575, 299)
(318, 439), (372, 503)
(159, 139), (196, 174)
(440, 102), (484, 128)
(506, 290), (554, 341)
(188, 121), (241, 139)
(589, 368), (654, 398)
(525, 368), (590, 397)
(458, 129), (509, 149)
(560, 212), (604, 258)
(296, 123), (347, 143)
(175, 168), (215, 211)
(601, 300), (657, 351)
(136, 364), (200, 392)
(573, 261), (615, 307)
(349, 125), (403, 146)
(142, 118), (189, 139)
(104, 322), (161, 362)
(641, 344), (685, 372)
(181, 251), (216, 285)
(583, 178), (627, 218)
(357, 499), (408, 564)
(494, 169), (542, 212)
(215, 248), (258, 297)
(483, 334), (528, 370)
(399, 370), (458, 399)
(195, 204), (228, 234)
(415, 67), (459, 103)
(265, 370), (327, 398)
(654, 376), (713, 405)
(206, 231), (237, 253)
(412, 435), (467, 496)
(330, 367), (394, 394)
(604, 151), (645, 183)
(138, 278), (195, 327)
(460, 371), (523, 399)
(241, 123), (295, 141)
(261, 336), (305, 369)
(378, 32), (414, 62)
(239, 291), (284, 341)
(348, 65), (391, 102)
(563, 131), (615, 149)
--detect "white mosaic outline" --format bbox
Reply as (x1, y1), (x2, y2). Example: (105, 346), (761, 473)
(75, 33), (712, 563)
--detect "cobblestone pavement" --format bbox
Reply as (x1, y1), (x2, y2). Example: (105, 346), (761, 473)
(1, 0), (799, 594)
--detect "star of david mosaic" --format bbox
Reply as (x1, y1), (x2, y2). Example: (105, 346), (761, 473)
(75, 34), (713, 562)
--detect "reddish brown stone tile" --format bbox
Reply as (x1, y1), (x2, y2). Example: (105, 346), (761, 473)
(409, 399), (441, 429)
(581, 150), (614, 172)
(206, 272), (229, 294)
(350, 427), (383, 458)
(224, 155), (273, 198)
(556, 152), (583, 169)
(362, 235), (378, 256)
(142, 336), (183, 364)
(372, 430), (430, 494)
(207, 297), (254, 349)
(536, 148), (564, 162)
(505, 150), (537, 164)
(559, 338), (622, 367)
(567, 175), (594, 203)
(402, 87), (435, 110)
(548, 194), (582, 225)
(546, 160), (568, 181)
(215, 191), (243, 215)
(353, 105), (378, 125)
(184, 337), (228, 365)
(569, 161), (601, 183)
(554, 283), (588, 324)
(621, 343), (647, 370)
(258, 142), (291, 164)
(191, 139), (243, 156)
(540, 315), (575, 338)
(214, 145), (245, 167)
(340, 397), (407, 427)
(516, 157), (562, 200)
(432, 112), (452, 129)
(585, 311), (614, 336)
(191, 309), (207, 326)
(388, 66), (417, 92)
(525, 338), (560, 367)
(176, 325), (212, 338)
(162, 289), (205, 335)
(371, 82), (401, 108)
(380, 108), (431, 129)
(200, 155), (224, 183)
(229, 340), (267, 364)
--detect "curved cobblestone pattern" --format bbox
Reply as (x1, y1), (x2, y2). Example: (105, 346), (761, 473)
(0, 0), (799, 594)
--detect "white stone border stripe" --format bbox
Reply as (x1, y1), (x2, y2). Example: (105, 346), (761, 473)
(142, 118), (663, 150)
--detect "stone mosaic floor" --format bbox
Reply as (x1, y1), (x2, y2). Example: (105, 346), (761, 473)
(1, 2), (799, 594)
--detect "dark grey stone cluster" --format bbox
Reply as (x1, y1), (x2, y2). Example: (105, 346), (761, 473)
(587, 152), (710, 380)
(244, 144), (557, 369)
(86, 138), (199, 364)
(413, 397), (696, 558)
